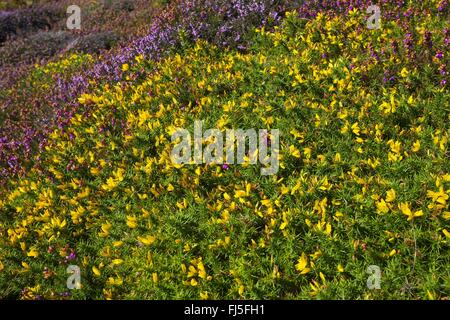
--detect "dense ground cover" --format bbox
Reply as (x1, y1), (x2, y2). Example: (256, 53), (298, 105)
(0, 0), (449, 300)
(0, 0), (165, 179)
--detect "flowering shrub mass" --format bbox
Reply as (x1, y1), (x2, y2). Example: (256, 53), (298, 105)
(0, 0), (449, 300)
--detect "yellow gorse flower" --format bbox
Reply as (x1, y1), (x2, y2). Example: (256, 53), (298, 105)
(399, 203), (424, 221)
(295, 253), (311, 275)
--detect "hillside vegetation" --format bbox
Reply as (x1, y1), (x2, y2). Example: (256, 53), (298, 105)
(0, 0), (449, 299)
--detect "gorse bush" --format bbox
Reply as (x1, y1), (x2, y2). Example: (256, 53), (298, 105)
(1, 0), (449, 181)
(0, 8), (448, 299)
(0, 0), (295, 181)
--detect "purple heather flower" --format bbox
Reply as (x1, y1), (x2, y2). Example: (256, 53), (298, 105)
(222, 164), (230, 170)
(66, 251), (76, 261)
(438, 1), (447, 12)
(436, 52), (444, 59)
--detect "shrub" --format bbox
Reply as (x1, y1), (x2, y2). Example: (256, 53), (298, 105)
(71, 31), (120, 54)
(0, 0), (448, 183)
(0, 10), (448, 299)
(0, 4), (64, 43)
(0, 31), (74, 66)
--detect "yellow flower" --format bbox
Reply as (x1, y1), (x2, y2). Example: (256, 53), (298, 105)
(112, 259), (124, 265)
(388, 140), (402, 154)
(412, 140), (421, 152)
(99, 221), (112, 238)
(137, 235), (156, 246)
(92, 266), (101, 277)
(50, 217), (67, 229)
(400, 67), (409, 78)
(386, 189), (396, 203)
(334, 153), (341, 162)
(126, 215), (137, 229)
(389, 249), (398, 256)
(122, 63), (129, 72)
(27, 247), (39, 258)
(188, 265), (197, 278)
(113, 241), (124, 247)
(295, 253), (311, 275)
(190, 278), (198, 286)
(351, 122), (360, 135)
(427, 187), (448, 205)
(103, 289), (113, 300)
(107, 276), (123, 286)
(399, 202), (424, 221)
(289, 145), (301, 158)
(443, 229), (450, 239)
(198, 260), (207, 279)
(376, 199), (389, 214)
(238, 284), (245, 295)
(101, 177), (119, 191)
(135, 55), (144, 64)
